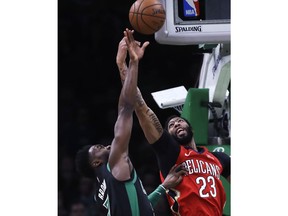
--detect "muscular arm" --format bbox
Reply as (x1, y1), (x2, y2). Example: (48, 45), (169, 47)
(116, 37), (163, 144)
(109, 29), (139, 181)
(135, 91), (163, 143)
(116, 36), (180, 180)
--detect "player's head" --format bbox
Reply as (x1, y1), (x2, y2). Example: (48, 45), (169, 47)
(165, 115), (194, 145)
(75, 144), (111, 178)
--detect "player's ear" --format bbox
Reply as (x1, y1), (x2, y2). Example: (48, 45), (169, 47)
(91, 159), (102, 168)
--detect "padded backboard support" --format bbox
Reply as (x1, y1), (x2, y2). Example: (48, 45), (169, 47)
(181, 88), (209, 145)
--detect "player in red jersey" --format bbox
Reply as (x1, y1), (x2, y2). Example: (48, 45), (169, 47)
(117, 37), (230, 216)
(156, 116), (229, 215)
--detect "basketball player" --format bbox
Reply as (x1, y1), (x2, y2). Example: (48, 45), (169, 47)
(116, 33), (230, 216)
(75, 29), (187, 216)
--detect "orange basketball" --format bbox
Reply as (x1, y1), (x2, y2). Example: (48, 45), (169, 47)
(129, 0), (166, 35)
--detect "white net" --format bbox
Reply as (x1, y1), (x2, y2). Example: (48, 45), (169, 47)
(173, 104), (184, 113)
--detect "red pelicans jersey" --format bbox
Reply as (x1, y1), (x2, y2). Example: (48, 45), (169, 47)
(160, 146), (226, 216)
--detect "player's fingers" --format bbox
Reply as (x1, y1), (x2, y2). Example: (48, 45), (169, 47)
(124, 29), (133, 43)
(172, 176), (182, 187)
(125, 29), (132, 40)
(176, 176), (183, 184)
(174, 164), (188, 175)
(169, 164), (179, 173)
(176, 169), (188, 176)
(120, 41), (128, 47)
(124, 36), (130, 48)
(174, 164), (185, 173)
(142, 41), (150, 50)
(123, 33), (128, 41)
(135, 40), (141, 46)
(119, 42), (127, 50)
(128, 30), (135, 42)
(120, 40), (127, 47)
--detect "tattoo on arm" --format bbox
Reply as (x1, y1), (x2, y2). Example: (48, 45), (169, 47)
(118, 64), (128, 84)
(136, 90), (144, 107)
(146, 109), (163, 134)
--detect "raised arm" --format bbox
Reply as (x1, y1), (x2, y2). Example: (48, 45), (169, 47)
(108, 29), (139, 181)
(116, 37), (129, 84)
(134, 89), (163, 143)
(116, 35), (163, 144)
(116, 33), (149, 84)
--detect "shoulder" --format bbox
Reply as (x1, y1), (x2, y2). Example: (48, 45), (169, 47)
(153, 130), (176, 147)
(211, 151), (230, 164)
(153, 130), (171, 144)
(152, 130), (180, 153)
(210, 151), (230, 178)
(197, 147), (229, 163)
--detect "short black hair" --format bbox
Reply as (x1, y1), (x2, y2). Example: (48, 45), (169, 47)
(164, 115), (192, 130)
(75, 145), (95, 178)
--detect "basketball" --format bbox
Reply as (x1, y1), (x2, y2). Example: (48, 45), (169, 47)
(129, 0), (166, 35)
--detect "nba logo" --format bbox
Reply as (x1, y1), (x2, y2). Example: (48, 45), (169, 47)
(183, 0), (200, 17)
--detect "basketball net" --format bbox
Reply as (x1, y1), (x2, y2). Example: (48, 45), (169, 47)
(172, 104), (184, 113)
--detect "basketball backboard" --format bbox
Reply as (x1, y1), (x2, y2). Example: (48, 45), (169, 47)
(155, 0), (230, 45)
(151, 86), (188, 113)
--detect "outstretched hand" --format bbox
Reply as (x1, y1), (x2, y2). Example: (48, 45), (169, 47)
(162, 164), (188, 189)
(124, 28), (138, 61)
(116, 29), (149, 82)
(135, 39), (149, 60)
(116, 28), (150, 63)
(126, 29), (149, 60)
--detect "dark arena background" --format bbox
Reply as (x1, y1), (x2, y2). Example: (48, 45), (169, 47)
(58, 0), (205, 215)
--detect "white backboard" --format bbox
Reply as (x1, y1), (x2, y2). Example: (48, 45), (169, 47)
(151, 86), (188, 109)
